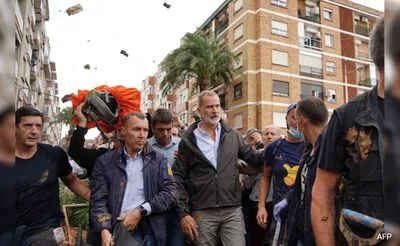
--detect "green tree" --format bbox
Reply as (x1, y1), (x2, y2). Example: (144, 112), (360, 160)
(51, 106), (74, 150)
(160, 32), (240, 96)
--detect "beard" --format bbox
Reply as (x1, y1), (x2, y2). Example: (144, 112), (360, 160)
(204, 115), (220, 125)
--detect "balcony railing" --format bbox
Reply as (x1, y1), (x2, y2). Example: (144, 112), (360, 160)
(358, 78), (377, 87)
(355, 24), (369, 36)
(298, 10), (321, 23)
(216, 20), (229, 35)
(299, 36), (322, 50)
(299, 65), (323, 79)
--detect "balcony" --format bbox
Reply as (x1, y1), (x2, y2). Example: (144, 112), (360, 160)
(298, 10), (321, 23)
(218, 35), (228, 47)
(167, 94), (177, 102)
(30, 66), (37, 80)
(299, 36), (322, 50)
(15, 3), (23, 35)
(299, 65), (323, 79)
(358, 78), (376, 87)
(147, 93), (155, 100)
(148, 76), (156, 86)
(34, 0), (43, 22)
(216, 20), (229, 35)
(32, 31), (40, 51)
(356, 49), (370, 60)
(46, 79), (54, 87)
(50, 61), (56, 72)
(355, 24), (369, 36)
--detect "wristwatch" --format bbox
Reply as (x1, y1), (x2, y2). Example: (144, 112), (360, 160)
(137, 205), (148, 216)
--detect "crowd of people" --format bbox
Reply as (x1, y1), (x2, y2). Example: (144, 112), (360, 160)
(0, 14), (397, 246)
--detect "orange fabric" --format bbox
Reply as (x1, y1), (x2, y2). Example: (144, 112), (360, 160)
(71, 85), (141, 132)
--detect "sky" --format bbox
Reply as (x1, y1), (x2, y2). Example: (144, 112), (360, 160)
(46, 0), (383, 139)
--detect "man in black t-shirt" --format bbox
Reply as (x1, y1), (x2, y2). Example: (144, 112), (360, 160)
(311, 18), (385, 245)
(15, 106), (91, 246)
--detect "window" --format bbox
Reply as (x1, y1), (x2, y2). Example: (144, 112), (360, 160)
(325, 34), (334, 47)
(300, 54), (322, 69)
(271, 20), (288, 36)
(233, 114), (243, 129)
(234, 0), (243, 12)
(326, 62), (335, 73)
(234, 83), (243, 99)
(271, 0), (287, 7)
(272, 50), (288, 66)
(273, 112), (287, 128)
(301, 82), (323, 99)
(324, 9), (332, 20)
(234, 24), (243, 41)
(235, 52), (243, 68)
(273, 80), (289, 97)
(326, 89), (337, 103)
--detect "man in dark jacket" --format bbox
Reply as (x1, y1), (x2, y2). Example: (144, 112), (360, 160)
(172, 90), (263, 246)
(311, 18), (384, 245)
(91, 112), (177, 246)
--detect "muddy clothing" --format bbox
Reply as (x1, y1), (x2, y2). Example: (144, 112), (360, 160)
(68, 126), (108, 177)
(90, 143), (176, 246)
(318, 86), (384, 232)
(172, 120), (263, 218)
(0, 162), (16, 246)
(16, 144), (72, 240)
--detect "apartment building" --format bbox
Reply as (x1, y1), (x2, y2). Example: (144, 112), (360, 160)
(141, 65), (191, 126)
(141, 0), (382, 133)
(15, 0), (62, 145)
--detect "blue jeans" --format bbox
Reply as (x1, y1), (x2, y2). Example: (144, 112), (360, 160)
(132, 228), (156, 246)
(166, 207), (185, 246)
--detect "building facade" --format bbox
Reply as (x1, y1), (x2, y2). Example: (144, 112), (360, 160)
(15, 0), (61, 145)
(141, 0), (383, 134)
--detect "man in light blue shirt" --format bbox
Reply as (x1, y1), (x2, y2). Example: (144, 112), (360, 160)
(146, 108), (185, 246)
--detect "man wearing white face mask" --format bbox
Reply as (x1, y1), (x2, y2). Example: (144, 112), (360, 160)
(256, 104), (304, 245)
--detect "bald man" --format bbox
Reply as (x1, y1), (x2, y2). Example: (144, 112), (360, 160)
(261, 125), (281, 146)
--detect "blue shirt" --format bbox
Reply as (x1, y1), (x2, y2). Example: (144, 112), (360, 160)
(119, 148), (151, 217)
(264, 139), (304, 205)
(147, 136), (180, 168)
(193, 122), (221, 169)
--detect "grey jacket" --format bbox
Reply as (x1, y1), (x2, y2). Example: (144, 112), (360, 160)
(172, 120), (263, 218)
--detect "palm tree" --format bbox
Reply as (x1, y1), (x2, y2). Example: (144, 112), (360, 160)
(50, 106), (74, 150)
(160, 32), (241, 96)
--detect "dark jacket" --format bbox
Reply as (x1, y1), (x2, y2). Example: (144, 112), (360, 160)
(90, 143), (177, 246)
(172, 120), (263, 218)
(285, 133), (325, 246)
(68, 127), (108, 177)
(334, 86), (384, 220)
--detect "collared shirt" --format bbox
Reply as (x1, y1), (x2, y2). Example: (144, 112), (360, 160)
(147, 136), (180, 168)
(193, 122), (221, 169)
(119, 148), (151, 217)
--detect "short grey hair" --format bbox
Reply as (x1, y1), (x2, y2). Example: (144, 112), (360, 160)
(198, 90), (219, 106)
(122, 112), (147, 126)
(262, 124), (281, 136)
